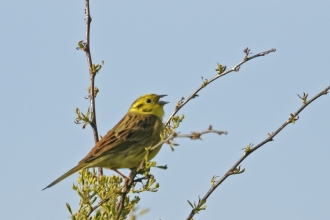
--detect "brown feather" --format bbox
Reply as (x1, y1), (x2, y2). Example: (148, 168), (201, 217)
(79, 113), (162, 166)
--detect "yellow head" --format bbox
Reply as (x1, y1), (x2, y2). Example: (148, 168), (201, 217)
(128, 94), (168, 119)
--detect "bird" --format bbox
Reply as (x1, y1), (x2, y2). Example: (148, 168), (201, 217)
(43, 94), (168, 190)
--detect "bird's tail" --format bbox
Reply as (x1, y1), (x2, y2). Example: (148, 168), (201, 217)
(42, 163), (86, 190)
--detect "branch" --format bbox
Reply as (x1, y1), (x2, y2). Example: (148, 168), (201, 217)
(84, 0), (102, 176)
(186, 85), (330, 220)
(165, 48), (276, 126)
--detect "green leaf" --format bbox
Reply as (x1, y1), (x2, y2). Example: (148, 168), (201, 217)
(187, 200), (194, 209)
(66, 203), (73, 214)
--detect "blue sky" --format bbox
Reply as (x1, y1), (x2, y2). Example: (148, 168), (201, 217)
(1, 1), (330, 219)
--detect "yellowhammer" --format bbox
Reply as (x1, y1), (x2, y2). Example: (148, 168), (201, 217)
(43, 94), (168, 190)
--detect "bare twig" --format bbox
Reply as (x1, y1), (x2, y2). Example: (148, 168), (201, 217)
(150, 128), (227, 151)
(165, 48), (276, 126)
(186, 85), (330, 220)
(84, 0), (102, 176)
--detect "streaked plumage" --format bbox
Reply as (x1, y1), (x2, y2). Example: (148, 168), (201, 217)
(43, 94), (168, 190)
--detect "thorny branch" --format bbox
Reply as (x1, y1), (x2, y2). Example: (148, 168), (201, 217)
(165, 48), (276, 126)
(186, 85), (330, 220)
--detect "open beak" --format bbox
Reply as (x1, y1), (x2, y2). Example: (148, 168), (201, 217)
(157, 94), (169, 105)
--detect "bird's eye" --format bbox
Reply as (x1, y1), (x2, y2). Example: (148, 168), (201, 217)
(146, 99), (151, 103)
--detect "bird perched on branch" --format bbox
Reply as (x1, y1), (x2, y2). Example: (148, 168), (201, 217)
(43, 94), (168, 190)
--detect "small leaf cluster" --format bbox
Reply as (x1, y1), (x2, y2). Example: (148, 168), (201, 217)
(162, 114), (184, 151)
(92, 61), (104, 75)
(201, 77), (208, 88)
(216, 63), (226, 75)
(243, 142), (253, 155)
(232, 165), (245, 175)
(297, 92), (308, 104)
(75, 108), (91, 129)
(67, 167), (159, 219)
(77, 40), (87, 51)
(187, 196), (207, 215)
(288, 113), (299, 124)
(67, 169), (127, 220)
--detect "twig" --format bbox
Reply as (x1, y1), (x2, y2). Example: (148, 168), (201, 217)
(165, 48), (276, 126)
(84, 0), (102, 176)
(150, 128), (227, 151)
(115, 170), (137, 220)
(86, 195), (113, 217)
(186, 85), (330, 220)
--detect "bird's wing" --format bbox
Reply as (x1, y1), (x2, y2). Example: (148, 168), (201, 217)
(79, 113), (160, 164)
